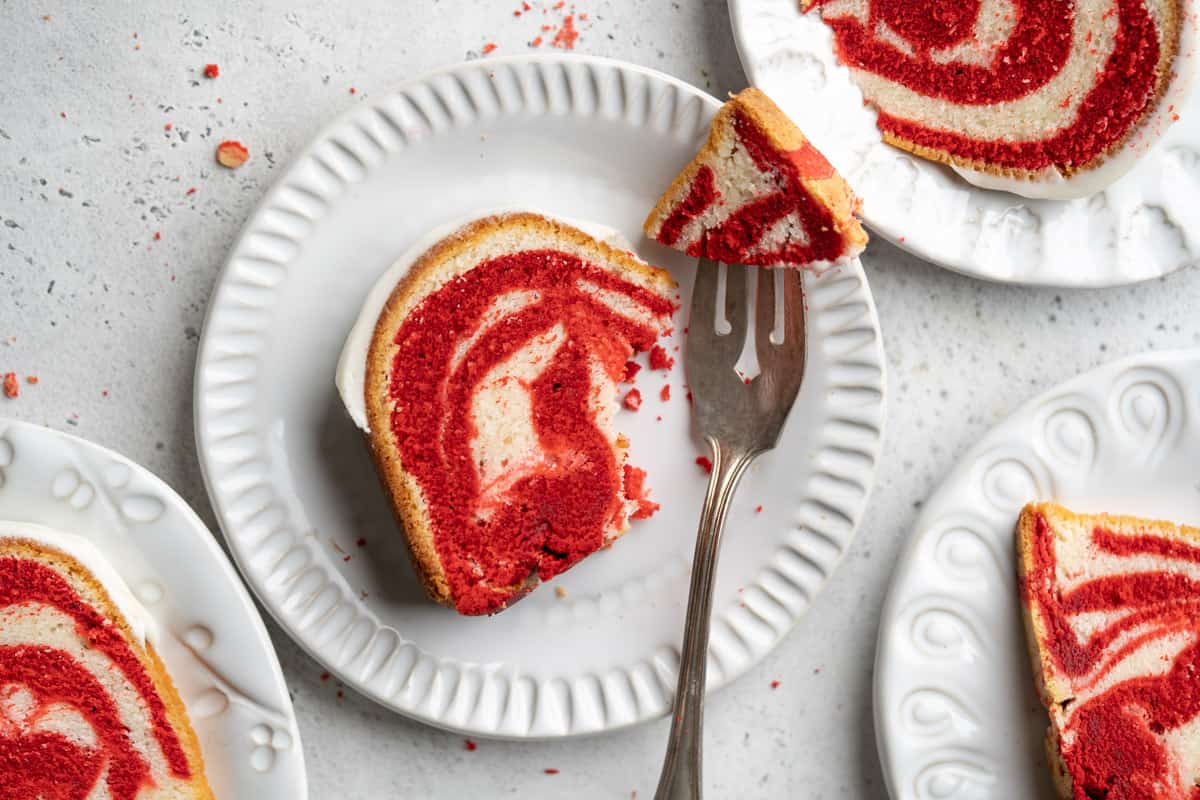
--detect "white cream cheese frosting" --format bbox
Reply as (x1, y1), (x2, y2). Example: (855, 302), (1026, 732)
(335, 209), (635, 433)
(0, 520), (158, 645)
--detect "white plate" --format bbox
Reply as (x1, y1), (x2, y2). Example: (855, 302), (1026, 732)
(874, 349), (1200, 799)
(194, 54), (886, 739)
(0, 418), (307, 798)
(729, 0), (1200, 288)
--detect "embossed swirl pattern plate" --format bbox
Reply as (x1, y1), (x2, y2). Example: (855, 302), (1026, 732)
(193, 55), (886, 738)
(874, 350), (1200, 799)
(729, 0), (1200, 287)
(0, 419), (307, 798)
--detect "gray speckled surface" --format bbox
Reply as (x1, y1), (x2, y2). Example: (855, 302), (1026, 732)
(2, 2), (1199, 798)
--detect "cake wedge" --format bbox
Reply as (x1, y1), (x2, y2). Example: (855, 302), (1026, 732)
(0, 523), (213, 800)
(1017, 501), (1200, 799)
(346, 212), (677, 615)
(643, 87), (867, 271)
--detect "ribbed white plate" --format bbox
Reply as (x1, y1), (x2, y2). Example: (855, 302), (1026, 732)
(874, 350), (1200, 799)
(729, 0), (1200, 288)
(0, 418), (306, 798)
(194, 54), (886, 739)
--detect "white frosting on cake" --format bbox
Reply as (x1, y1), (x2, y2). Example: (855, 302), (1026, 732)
(335, 210), (634, 432)
(0, 520), (158, 646)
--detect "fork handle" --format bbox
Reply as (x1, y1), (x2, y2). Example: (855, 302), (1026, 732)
(655, 440), (756, 800)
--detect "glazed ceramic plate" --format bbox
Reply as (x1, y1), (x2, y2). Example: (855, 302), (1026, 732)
(194, 54), (886, 738)
(0, 419), (307, 797)
(729, 0), (1200, 288)
(874, 350), (1200, 799)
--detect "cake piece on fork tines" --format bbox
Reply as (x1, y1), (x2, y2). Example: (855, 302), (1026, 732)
(644, 87), (867, 271)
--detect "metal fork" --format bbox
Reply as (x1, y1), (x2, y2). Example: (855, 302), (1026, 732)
(654, 259), (808, 800)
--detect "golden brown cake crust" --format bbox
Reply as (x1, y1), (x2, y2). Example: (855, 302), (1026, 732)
(0, 536), (214, 800)
(363, 212), (675, 609)
(642, 87), (867, 258)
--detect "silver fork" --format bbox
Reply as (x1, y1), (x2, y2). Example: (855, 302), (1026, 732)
(654, 259), (808, 800)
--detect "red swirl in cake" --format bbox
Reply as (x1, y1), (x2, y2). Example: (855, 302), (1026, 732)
(1019, 503), (1200, 799)
(0, 533), (212, 800)
(644, 88), (867, 270)
(364, 214), (676, 615)
(808, 0), (1193, 192)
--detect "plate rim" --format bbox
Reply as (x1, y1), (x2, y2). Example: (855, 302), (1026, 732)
(728, 0), (1200, 289)
(0, 416), (309, 797)
(870, 347), (1200, 799)
(193, 51), (888, 739)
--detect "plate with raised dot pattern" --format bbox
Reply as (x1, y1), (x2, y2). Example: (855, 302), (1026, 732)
(730, 0), (1200, 287)
(0, 417), (307, 798)
(874, 349), (1200, 799)
(193, 54), (887, 738)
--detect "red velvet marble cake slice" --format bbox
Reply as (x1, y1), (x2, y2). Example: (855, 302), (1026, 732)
(363, 213), (677, 615)
(1018, 502), (1200, 799)
(0, 526), (213, 800)
(643, 87), (867, 271)
(806, 0), (1196, 198)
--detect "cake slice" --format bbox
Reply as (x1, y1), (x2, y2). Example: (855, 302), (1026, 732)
(353, 212), (676, 615)
(1017, 502), (1200, 799)
(0, 524), (213, 800)
(806, 0), (1196, 198)
(643, 87), (867, 271)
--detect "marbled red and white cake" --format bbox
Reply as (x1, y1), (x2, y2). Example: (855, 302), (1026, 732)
(348, 213), (676, 615)
(1018, 502), (1200, 799)
(0, 524), (212, 800)
(643, 88), (868, 271)
(806, 0), (1197, 198)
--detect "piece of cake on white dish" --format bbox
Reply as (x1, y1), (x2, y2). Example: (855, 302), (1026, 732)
(1018, 502), (1200, 799)
(336, 211), (677, 616)
(0, 522), (213, 800)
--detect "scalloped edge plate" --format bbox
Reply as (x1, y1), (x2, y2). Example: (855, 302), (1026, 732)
(0, 418), (307, 798)
(729, 0), (1200, 288)
(194, 53), (886, 739)
(874, 349), (1200, 799)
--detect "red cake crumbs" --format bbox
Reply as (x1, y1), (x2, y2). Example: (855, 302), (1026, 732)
(811, 0), (1166, 171)
(320, 672), (331, 681)
(695, 456), (713, 474)
(25, 375), (38, 385)
(336, 690), (344, 700)
(660, 384), (670, 401)
(770, 680), (780, 689)
(649, 345), (674, 371)
(0, 558), (191, 798)
(163, 122), (173, 131)
(387, 249), (675, 615)
(623, 389), (642, 411)
(1024, 512), (1200, 796)
(3, 373), (18, 398)
(464, 739), (478, 751)
(349, 87), (357, 95)
(185, 187), (197, 196)
(216, 140), (249, 169)
(623, 464), (659, 520)
(531, 36), (543, 47)
(482, 42), (498, 55)
(551, 15), (578, 49)
(153, 231), (161, 241)
(544, 768), (560, 775)
(203, 63), (219, 78)
(755, 505), (763, 513)
(623, 361), (642, 382)
(356, 537), (367, 547)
